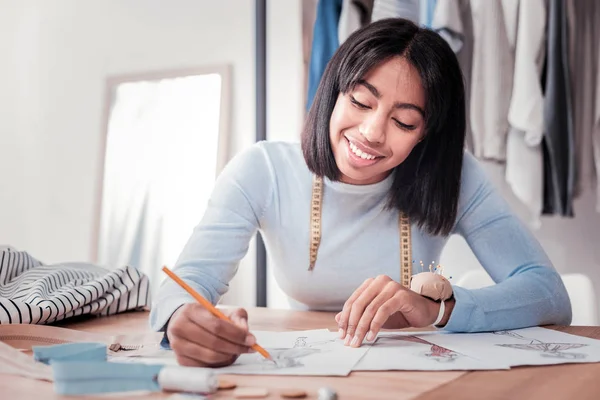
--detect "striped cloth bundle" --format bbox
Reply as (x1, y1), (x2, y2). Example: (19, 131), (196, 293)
(0, 246), (150, 324)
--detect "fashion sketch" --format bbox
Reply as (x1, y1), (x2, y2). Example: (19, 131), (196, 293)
(373, 333), (461, 363)
(493, 330), (588, 359)
(248, 336), (337, 370)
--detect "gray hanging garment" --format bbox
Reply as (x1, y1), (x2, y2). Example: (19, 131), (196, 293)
(542, 0), (575, 216)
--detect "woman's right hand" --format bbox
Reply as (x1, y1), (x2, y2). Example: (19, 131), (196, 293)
(166, 304), (256, 367)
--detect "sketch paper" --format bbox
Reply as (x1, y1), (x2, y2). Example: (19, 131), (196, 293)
(353, 331), (508, 371)
(215, 329), (368, 376)
(111, 329), (368, 376)
(419, 327), (600, 367)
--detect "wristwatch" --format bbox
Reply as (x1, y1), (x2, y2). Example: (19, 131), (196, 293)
(432, 299), (445, 327)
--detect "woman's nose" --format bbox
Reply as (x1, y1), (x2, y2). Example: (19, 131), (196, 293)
(359, 114), (386, 144)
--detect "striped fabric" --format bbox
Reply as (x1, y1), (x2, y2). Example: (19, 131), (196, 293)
(0, 246), (150, 325)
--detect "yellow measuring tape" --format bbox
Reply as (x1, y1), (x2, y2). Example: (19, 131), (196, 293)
(308, 175), (412, 288)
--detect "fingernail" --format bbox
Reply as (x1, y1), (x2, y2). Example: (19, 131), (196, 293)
(344, 334), (351, 346)
(245, 335), (255, 346)
(366, 331), (375, 341)
(351, 336), (359, 347)
(338, 328), (345, 338)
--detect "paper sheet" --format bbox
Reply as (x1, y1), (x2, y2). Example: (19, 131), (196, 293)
(419, 327), (600, 367)
(111, 329), (369, 376)
(353, 331), (508, 371)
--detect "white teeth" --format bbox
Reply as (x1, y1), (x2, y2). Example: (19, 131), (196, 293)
(348, 140), (376, 160)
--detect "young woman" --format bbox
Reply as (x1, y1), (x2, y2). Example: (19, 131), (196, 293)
(150, 18), (571, 368)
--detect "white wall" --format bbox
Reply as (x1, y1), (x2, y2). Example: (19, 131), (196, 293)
(0, 0), (256, 306)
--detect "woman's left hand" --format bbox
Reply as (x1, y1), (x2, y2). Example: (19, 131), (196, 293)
(335, 275), (452, 347)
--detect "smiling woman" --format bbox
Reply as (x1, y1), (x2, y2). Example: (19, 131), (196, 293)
(329, 58), (426, 186)
(149, 18), (571, 369)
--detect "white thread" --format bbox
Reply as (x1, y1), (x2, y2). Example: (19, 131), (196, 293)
(432, 300), (445, 327)
(157, 366), (218, 393)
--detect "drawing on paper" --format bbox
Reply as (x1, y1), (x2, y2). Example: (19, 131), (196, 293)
(493, 330), (588, 360)
(244, 336), (337, 370)
(423, 344), (461, 363)
(372, 334), (461, 363)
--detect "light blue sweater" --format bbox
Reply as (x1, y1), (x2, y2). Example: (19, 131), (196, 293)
(149, 141), (572, 333)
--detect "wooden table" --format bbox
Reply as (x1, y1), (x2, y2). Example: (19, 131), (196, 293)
(3, 307), (600, 400)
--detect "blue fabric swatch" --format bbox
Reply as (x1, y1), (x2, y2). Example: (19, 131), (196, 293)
(52, 361), (163, 395)
(32, 342), (107, 365)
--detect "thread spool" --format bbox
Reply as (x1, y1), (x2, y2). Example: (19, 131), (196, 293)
(157, 366), (218, 394)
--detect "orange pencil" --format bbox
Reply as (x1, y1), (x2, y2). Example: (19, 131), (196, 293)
(161, 266), (273, 362)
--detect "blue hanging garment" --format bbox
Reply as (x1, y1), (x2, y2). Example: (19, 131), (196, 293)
(419, 0), (438, 27)
(306, 0), (343, 110)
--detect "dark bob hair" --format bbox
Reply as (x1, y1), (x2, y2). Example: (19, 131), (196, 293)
(301, 18), (466, 236)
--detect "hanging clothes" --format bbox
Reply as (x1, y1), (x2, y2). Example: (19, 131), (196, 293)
(302, 0), (319, 114)
(371, 0), (419, 24)
(338, 0), (374, 45)
(306, 0), (343, 110)
(431, 0), (474, 153)
(541, 0), (575, 216)
(566, 0), (600, 212)
(468, 0), (515, 162)
(505, 0), (547, 228)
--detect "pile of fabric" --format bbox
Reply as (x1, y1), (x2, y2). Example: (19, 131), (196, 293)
(0, 246), (151, 325)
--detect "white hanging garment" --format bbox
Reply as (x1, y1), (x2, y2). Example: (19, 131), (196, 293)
(371, 0), (419, 23)
(468, 0), (514, 161)
(505, 0), (547, 228)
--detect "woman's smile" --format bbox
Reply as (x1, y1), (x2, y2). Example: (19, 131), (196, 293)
(344, 135), (385, 168)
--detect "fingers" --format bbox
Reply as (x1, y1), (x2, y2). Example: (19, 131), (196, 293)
(337, 277), (374, 339)
(229, 308), (249, 331)
(350, 281), (400, 347)
(370, 291), (410, 337)
(344, 276), (395, 345)
(171, 337), (237, 367)
(187, 305), (255, 348)
(170, 313), (251, 357)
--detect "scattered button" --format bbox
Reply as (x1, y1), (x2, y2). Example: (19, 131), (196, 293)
(218, 379), (237, 390)
(280, 388), (307, 398)
(233, 387), (269, 398)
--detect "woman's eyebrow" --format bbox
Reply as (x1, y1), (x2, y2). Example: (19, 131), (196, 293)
(357, 79), (425, 117)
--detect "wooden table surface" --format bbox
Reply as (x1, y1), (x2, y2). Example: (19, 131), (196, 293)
(3, 307), (600, 400)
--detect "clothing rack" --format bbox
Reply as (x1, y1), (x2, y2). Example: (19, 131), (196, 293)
(255, 0), (268, 307)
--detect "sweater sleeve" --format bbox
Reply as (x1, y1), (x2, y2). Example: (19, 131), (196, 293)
(443, 152), (572, 332)
(149, 143), (275, 332)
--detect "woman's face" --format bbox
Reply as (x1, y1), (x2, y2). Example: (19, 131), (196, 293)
(329, 56), (426, 185)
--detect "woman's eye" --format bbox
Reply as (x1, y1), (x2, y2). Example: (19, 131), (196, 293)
(350, 96), (370, 109)
(393, 118), (416, 131)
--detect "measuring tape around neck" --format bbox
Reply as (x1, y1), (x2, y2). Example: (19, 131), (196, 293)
(308, 175), (413, 288)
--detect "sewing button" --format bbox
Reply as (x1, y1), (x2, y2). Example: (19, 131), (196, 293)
(233, 387), (269, 398)
(317, 387), (338, 400)
(280, 388), (307, 398)
(218, 378), (237, 390)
